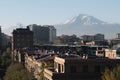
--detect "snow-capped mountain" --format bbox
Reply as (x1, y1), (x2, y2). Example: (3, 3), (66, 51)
(64, 14), (106, 25)
(55, 14), (120, 39)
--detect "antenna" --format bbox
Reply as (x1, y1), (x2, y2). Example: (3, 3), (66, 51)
(17, 23), (24, 28)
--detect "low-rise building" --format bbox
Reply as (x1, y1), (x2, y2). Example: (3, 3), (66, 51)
(85, 40), (108, 46)
(25, 52), (56, 80)
(44, 56), (120, 80)
(81, 34), (104, 42)
(104, 49), (116, 59)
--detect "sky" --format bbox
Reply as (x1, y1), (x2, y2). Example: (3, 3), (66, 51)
(0, 0), (120, 35)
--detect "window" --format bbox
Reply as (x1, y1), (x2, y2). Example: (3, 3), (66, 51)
(17, 43), (20, 46)
(17, 39), (20, 42)
(58, 64), (61, 73)
(82, 65), (88, 72)
(71, 66), (76, 73)
(61, 64), (64, 73)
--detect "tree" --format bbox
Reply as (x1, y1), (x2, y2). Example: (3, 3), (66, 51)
(102, 65), (120, 80)
(4, 63), (33, 80)
(39, 62), (52, 80)
(0, 47), (12, 79)
(1, 48), (12, 69)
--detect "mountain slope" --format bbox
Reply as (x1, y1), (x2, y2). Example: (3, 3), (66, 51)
(64, 14), (106, 25)
(55, 14), (120, 39)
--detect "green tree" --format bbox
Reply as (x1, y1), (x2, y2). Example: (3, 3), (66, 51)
(1, 48), (12, 68)
(39, 62), (52, 80)
(4, 63), (33, 80)
(0, 47), (12, 79)
(102, 65), (120, 80)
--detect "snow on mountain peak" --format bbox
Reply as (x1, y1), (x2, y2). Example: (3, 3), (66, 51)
(64, 14), (106, 25)
(81, 16), (87, 20)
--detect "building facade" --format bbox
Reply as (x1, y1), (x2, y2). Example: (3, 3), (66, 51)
(104, 49), (116, 59)
(12, 28), (33, 50)
(94, 34), (104, 41)
(27, 24), (56, 44)
(44, 56), (120, 80)
(1, 33), (11, 47)
(25, 51), (55, 80)
(81, 35), (94, 41)
(81, 34), (104, 42)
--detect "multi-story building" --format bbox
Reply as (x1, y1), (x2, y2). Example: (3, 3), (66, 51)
(12, 28), (33, 61)
(1, 33), (11, 47)
(81, 34), (104, 42)
(25, 51), (55, 80)
(94, 34), (104, 41)
(12, 28), (33, 50)
(27, 24), (56, 44)
(44, 56), (120, 80)
(81, 35), (94, 41)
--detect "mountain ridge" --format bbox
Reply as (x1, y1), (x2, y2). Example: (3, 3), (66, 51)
(55, 14), (120, 39)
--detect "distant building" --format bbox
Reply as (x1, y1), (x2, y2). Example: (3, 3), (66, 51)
(44, 56), (120, 80)
(1, 33), (11, 47)
(110, 39), (120, 47)
(117, 33), (120, 39)
(27, 24), (56, 44)
(81, 35), (94, 41)
(12, 28), (33, 50)
(81, 34), (104, 42)
(85, 40), (108, 46)
(94, 34), (104, 41)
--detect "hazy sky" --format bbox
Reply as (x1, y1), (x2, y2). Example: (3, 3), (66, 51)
(0, 0), (120, 34)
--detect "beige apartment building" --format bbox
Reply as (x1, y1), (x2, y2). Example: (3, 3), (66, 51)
(44, 56), (120, 80)
(25, 52), (55, 80)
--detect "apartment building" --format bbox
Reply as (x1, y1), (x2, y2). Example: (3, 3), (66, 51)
(27, 24), (56, 44)
(44, 56), (120, 80)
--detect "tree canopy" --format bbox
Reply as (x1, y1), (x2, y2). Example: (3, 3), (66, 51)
(0, 47), (12, 79)
(4, 63), (33, 80)
(102, 65), (120, 80)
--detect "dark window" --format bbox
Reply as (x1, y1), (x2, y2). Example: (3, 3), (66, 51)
(61, 65), (64, 72)
(71, 66), (76, 73)
(83, 65), (88, 72)
(95, 65), (101, 73)
(58, 64), (61, 73)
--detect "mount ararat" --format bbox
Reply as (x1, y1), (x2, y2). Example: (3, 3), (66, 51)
(55, 14), (120, 39)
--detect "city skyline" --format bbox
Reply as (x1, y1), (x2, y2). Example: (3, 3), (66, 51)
(0, 0), (120, 36)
